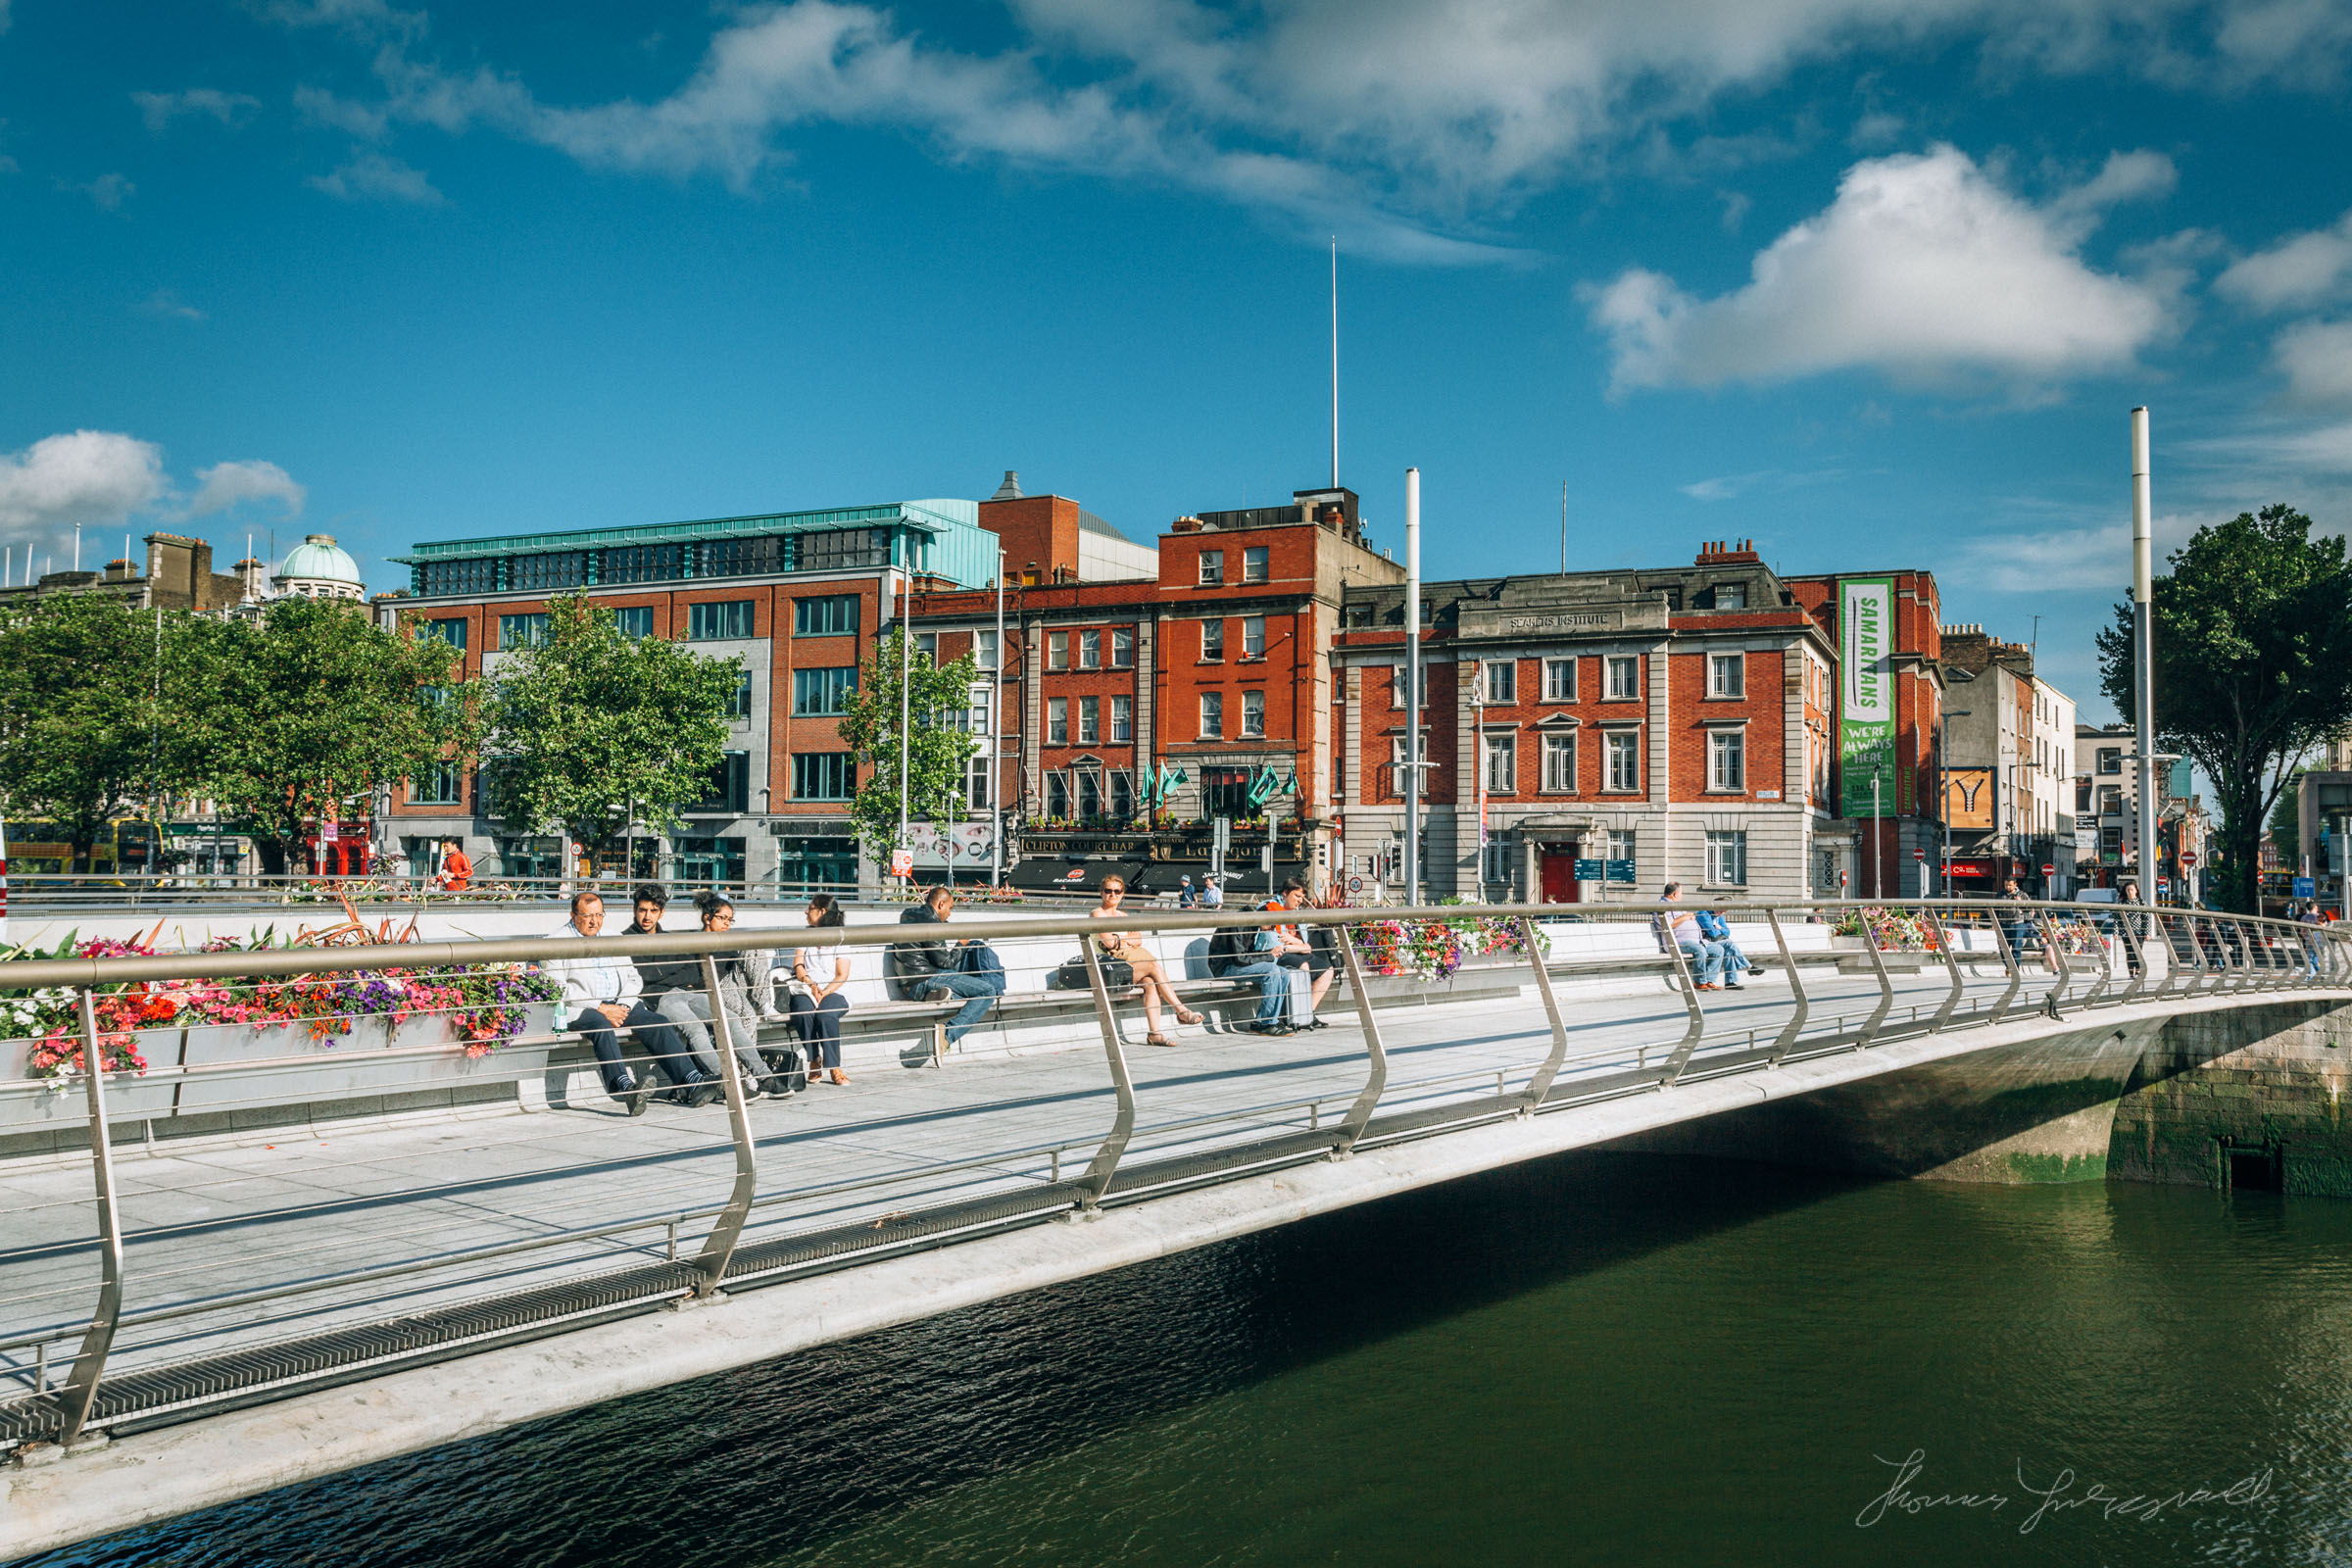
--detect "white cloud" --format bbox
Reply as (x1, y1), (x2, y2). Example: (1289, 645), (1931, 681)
(271, 0), (2349, 265)
(2274, 318), (2352, 406)
(2216, 206), (2352, 312)
(190, 460), (306, 516)
(137, 288), (206, 321)
(0, 431), (168, 537)
(1586, 145), (2174, 394)
(132, 87), (263, 132)
(60, 172), (134, 211)
(307, 150), (442, 203)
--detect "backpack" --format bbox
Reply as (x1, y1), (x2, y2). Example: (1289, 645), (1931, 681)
(1207, 928), (1256, 976)
(960, 941), (1007, 996)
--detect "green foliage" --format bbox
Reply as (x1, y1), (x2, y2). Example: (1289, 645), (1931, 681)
(834, 628), (980, 857)
(195, 596), (478, 873)
(2097, 505), (2352, 911)
(0, 596), (196, 867)
(481, 593), (740, 850)
(2271, 767), (2310, 861)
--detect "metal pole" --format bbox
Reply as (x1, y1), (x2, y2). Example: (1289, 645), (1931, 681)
(1873, 768), (1883, 898)
(897, 585), (911, 885)
(57, 989), (125, 1445)
(1473, 679), (1486, 899)
(1329, 237), (1339, 490)
(691, 954), (759, 1297)
(1404, 467), (1421, 906)
(992, 549), (1004, 889)
(2132, 408), (2159, 919)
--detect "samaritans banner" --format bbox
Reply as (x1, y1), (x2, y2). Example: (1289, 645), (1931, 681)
(1838, 575), (1898, 817)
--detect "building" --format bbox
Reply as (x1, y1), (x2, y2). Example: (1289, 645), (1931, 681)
(1936, 626), (2076, 897)
(0, 531), (259, 613)
(271, 535), (366, 601)
(2072, 721), (2181, 888)
(379, 493), (1024, 889)
(1331, 542), (1847, 903)
(906, 483), (1404, 896)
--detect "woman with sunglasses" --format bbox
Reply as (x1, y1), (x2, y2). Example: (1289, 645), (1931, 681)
(1086, 874), (1201, 1047)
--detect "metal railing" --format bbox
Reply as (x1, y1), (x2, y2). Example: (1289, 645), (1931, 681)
(0, 897), (2343, 1454)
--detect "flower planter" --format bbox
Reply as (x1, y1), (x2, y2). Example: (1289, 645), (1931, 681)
(0, 1035), (179, 1132)
(174, 1013), (550, 1111)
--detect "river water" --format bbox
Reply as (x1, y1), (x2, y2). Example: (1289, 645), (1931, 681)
(28, 1152), (2352, 1567)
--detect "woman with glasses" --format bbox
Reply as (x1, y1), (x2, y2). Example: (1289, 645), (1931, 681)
(1087, 874), (1201, 1047)
(789, 893), (855, 1085)
(656, 891), (787, 1096)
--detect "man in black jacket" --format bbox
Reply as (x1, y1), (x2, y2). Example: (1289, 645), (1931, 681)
(892, 886), (999, 1045)
(619, 884), (720, 1105)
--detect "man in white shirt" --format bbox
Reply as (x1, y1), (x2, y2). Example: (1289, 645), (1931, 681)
(1200, 875), (1224, 910)
(546, 890), (716, 1113)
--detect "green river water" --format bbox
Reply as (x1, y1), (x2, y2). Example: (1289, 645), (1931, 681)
(29, 1152), (2352, 1567)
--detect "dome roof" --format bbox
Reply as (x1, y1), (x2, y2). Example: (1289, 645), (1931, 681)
(275, 534), (362, 586)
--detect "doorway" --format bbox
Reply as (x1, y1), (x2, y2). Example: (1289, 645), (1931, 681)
(1539, 842), (1582, 904)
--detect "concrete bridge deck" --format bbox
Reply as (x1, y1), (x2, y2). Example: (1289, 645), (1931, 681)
(3, 901), (2347, 1560)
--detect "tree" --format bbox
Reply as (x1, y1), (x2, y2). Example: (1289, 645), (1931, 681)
(2270, 767), (2310, 865)
(834, 628), (980, 861)
(0, 596), (197, 870)
(2098, 505), (2352, 912)
(480, 594), (741, 868)
(196, 596), (479, 877)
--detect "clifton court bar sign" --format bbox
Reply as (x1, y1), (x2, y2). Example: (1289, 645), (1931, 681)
(1838, 575), (1899, 817)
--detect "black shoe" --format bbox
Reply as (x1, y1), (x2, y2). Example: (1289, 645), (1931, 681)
(760, 1074), (793, 1098)
(1303, 1019), (1330, 1030)
(684, 1077), (725, 1108)
(921, 986), (955, 1004)
(613, 1074), (651, 1116)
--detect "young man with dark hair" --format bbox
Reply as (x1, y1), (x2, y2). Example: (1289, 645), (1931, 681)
(891, 885), (1000, 1045)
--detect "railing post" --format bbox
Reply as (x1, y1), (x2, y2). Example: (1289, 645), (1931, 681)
(1923, 909), (1964, 1032)
(2078, 914), (2116, 1010)
(1854, 912), (1895, 1048)
(690, 954), (759, 1298)
(2034, 912), (2073, 1018)
(56, 988), (125, 1446)
(1658, 925), (1707, 1085)
(1516, 916), (1569, 1112)
(1076, 939), (1137, 1210)
(2185, 914), (2219, 997)
(1763, 908), (1809, 1066)
(1986, 902), (2026, 1026)
(1331, 925), (1389, 1154)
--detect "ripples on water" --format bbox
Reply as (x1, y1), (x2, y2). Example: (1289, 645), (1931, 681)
(28, 1153), (2352, 1567)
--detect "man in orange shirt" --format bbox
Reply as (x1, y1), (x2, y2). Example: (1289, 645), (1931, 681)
(437, 839), (472, 891)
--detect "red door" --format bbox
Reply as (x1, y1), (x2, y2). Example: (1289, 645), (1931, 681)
(1540, 848), (1581, 904)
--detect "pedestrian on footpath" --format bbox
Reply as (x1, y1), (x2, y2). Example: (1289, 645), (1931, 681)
(436, 839), (472, 892)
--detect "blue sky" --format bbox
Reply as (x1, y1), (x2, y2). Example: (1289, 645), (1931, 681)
(5, 0), (2352, 719)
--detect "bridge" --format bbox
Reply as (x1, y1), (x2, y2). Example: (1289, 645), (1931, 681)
(2, 898), (2346, 1558)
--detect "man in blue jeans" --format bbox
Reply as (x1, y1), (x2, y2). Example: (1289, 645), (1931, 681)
(1207, 922), (1294, 1034)
(1659, 883), (1728, 990)
(1692, 906), (1756, 987)
(890, 886), (999, 1045)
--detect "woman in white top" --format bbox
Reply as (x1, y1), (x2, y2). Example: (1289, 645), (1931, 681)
(1087, 874), (1201, 1047)
(789, 893), (855, 1084)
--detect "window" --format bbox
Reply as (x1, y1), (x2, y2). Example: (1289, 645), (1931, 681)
(1200, 764), (1250, 817)
(418, 558), (496, 597)
(1484, 661), (1515, 704)
(1076, 767), (1103, 818)
(1080, 629), (1102, 669)
(674, 836), (746, 885)
(916, 632), (939, 662)
(1048, 697), (1069, 745)
(691, 752), (752, 814)
(1606, 656), (1640, 701)
(2097, 748), (2123, 775)
(1482, 832), (1514, 887)
(513, 552), (586, 592)
(794, 595), (859, 637)
(1109, 769), (1135, 819)
(498, 612), (549, 651)
(1706, 830), (1748, 886)
(1708, 653), (1744, 699)
(612, 607), (655, 640)
(1242, 546), (1269, 583)
(792, 666), (857, 715)
(602, 544), (685, 584)
(1200, 619), (1225, 662)
(973, 628), (1000, 669)
(1605, 730), (1641, 792)
(418, 617), (467, 650)
(1713, 582), (1747, 611)
(801, 527), (886, 572)
(727, 670), (753, 719)
(700, 536), (783, 578)
(1111, 627), (1134, 668)
(409, 760), (461, 806)
(962, 753), (992, 809)
(1544, 659), (1575, 701)
(1200, 691), (1224, 738)
(1200, 549), (1225, 586)
(1391, 662), (1406, 709)
(1111, 695), (1132, 742)
(792, 753), (854, 800)
(1543, 732), (1576, 792)
(1079, 695), (1100, 744)
(1709, 729), (1745, 792)
(1241, 689), (1265, 738)
(1484, 733), (1516, 794)
(2076, 780), (2092, 812)
(1049, 631), (1070, 670)
(688, 600), (755, 640)
(2099, 785), (2123, 815)
(1242, 615), (1265, 659)
(1606, 828), (1637, 873)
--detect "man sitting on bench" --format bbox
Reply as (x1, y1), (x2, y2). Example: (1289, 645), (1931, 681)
(890, 886), (1000, 1046)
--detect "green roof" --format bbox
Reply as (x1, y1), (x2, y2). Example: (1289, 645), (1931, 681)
(396, 499), (980, 564)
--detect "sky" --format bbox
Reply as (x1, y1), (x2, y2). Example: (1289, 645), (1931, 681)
(4, 0), (2352, 721)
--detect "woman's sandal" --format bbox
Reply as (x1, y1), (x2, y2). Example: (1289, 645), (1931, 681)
(1175, 1009), (1204, 1026)
(1146, 1032), (1175, 1048)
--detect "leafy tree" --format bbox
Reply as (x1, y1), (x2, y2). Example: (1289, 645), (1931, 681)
(0, 595), (197, 870)
(2098, 505), (2352, 911)
(196, 596), (479, 877)
(2270, 767), (2310, 864)
(480, 594), (741, 866)
(834, 628), (980, 860)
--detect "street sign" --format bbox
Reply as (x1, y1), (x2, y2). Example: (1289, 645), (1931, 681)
(1573, 858), (1605, 881)
(1348, 876), (1364, 894)
(2294, 876), (2317, 899)
(2180, 851), (2199, 866)
(1911, 849), (1924, 862)
(888, 848), (913, 877)
(2040, 863), (2055, 875)
(1604, 858), (1637, 884)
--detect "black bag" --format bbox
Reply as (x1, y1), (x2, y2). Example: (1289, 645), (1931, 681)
(1057, 956), (1134, 990)
(761, 1043), (808, 1095)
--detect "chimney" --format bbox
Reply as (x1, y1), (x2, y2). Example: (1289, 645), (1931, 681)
(1693, 537), (1762, 565)
(1169, 515), (1204, 534)
(991, 470), (1023, 502)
